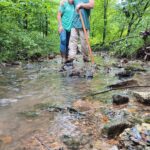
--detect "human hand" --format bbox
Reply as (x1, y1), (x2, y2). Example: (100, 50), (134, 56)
(58, 25), (63, 33)
(76, 3), (83, 12)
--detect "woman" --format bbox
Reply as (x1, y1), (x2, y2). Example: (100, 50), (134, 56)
(57, 0), (74, 64)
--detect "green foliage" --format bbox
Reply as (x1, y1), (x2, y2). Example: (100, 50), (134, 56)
(0, 0), (149, 61)
(111, 37), (144, 57)
(0, 0), (59, 62)
(91, 0), (150, 57)
(0, 22), (58, 61)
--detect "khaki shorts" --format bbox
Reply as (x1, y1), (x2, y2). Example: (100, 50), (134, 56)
(68, 28), (89, 60)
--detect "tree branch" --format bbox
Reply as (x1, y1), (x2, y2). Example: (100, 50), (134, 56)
(90, 85), (150, 96)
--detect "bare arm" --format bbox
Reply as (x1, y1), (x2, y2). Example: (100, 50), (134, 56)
(57, 11), (63, 33)
(57, 11), (62, 26)
(76, 0), (94, 11)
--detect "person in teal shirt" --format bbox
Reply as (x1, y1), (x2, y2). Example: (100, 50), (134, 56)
(72, 0), (91, 30)
(57, 0), (74, 64)
(65, 0), (94, 65)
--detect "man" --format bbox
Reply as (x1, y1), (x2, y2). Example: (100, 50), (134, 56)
(57, 0), (74, 64)
(66, 0), (94, 64)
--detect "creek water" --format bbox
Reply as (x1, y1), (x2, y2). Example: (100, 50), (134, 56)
(0, 55), (149, 150)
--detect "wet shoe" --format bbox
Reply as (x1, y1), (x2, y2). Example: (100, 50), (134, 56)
(65, 62), (73, 67)
(85, 70), (93, 79)
(65, 58), (74, 64)
(59, 65), (66, 72)
(63, 63), (74, 70)
(64, 59), (74, 68)
(83, 58), (90, 63)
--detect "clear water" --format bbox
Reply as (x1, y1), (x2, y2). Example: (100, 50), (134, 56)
(0, 56), (149, 150)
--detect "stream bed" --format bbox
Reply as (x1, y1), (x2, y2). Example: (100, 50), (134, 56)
(0, 54), (150, 150)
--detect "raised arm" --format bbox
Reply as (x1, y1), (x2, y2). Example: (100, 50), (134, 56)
(76, 0), (94, 11)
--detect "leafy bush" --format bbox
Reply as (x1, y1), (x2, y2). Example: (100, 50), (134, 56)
(0, 22), (58, 62)
(111, 37), (144, 58)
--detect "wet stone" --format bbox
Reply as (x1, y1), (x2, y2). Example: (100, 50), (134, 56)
(61, 135), (80, 150)
(60, 65), (94, 79)
(119, 123), (150, 150)
(112, 94), (129, 105)
(3, 61), (22, 67)
(61, 134), (91, 150)
(125, 65), (146, 72)
(69, 70), (81, 77)
(133, 91), (150, 105)
(115, 70), (134, 79)
(102, 109), (129, 121)
(102, 120), (132, 139)
(48, 53), (56, 59)
(143, 114), (150, 124)
(19, 111), (39, 118)
(0, 99), (18, 107)
(109, 145), (119, 150)
(101, 109), (133, 139)
(84, 69), (94, 79)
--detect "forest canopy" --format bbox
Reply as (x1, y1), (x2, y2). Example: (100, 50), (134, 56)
(0, 0), (150, 61)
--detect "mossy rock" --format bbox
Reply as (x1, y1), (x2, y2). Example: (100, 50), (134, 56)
(61, 135), (80, 150)
(144, 116), (150, 124)
(34, 103), (54, 110)
(102, 120), (132, 139)
(19, 111), (39, 118)
(125, 65), (146, 72)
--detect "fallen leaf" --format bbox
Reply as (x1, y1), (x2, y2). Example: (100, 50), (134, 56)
(102, 115), (109, 123)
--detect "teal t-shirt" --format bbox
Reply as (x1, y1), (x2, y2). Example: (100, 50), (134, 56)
(72, 0), (91, 30)
(59, 2), (74, 31)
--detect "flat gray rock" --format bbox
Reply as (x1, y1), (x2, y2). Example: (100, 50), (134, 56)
(0, 99), (18, 107)
(133, 91), (150, 105)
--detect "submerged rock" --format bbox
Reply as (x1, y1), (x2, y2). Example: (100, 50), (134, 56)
(19, 111), (39, 118)
(73, 99), (99, 112)
(109, 145), (119, 150)
(125, 65), (146, 72)
(60, 65), (94, 79)
(112, 94), (129, 105)
(116, 70), (134, 79)
(61, 134), (91, 150)
(143, 114), (150, 124)
(61, 135), (80, 150)
(2, 61), (22, 67)
(133, 91), (150, 105)
(48, 53), (56, 59)
(69, 70), (81, 77)
(101, 109), (134, 139)
(119, 123), (150, 150)
(0, 99), (18, 107)
(102, 121), (132, 139)
(102, 109), (129, 122)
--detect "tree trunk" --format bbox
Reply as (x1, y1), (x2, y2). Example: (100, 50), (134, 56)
(45, 14), (48, 36)
(132, 1), (150, 32)
(102, 0), (108, 45)
(126, 13), (135, 36)
(120, 24), (125, 38)
(23, 13), (28, 30)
